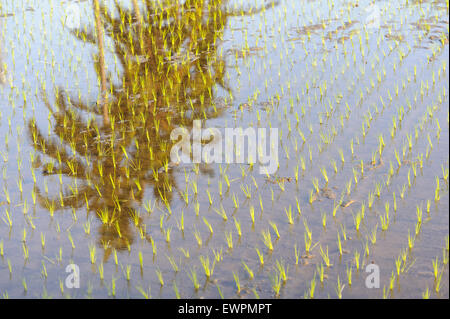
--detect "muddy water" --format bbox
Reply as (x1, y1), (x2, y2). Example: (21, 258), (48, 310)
(0, 0), (448, 298)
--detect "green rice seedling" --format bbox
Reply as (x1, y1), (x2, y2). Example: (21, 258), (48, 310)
(442, 165), (449, 183)
(0, 240), (3, 257)
(332, 201), (339, 217)
(232, 193), (239, 209)
(206, 189), (213, 206)
(432, 257), (439, 280)
(203, 218), (213, 235)
(346, 265), (353, 286)
(322, 212), (327, 229)
(177, 211), (185, 232)
(320, 167), (328, 184)
(442, 246), (448, 265)
(353, 212), (362, 232)
(335, 276), (344, 299)
(225, 231), (233, 250)
(136, 286), (151, 299)
(22, 278), (27, 293)
(389, 271), (395, 291)
(167, 255), (179, 273)
(339, 149), (345, 164)
(346, 180), (352, 196)
(435, 269), (443, 294)
(350, 140), (354, 157)
(382, 285), (389, 299)
(38, 231), (45, 250)
(212, 249), (223, 263)
(304, 219), (312, 239)
(216, 283), (224, 299)
(214, 205), (228, 221)
(435, 177), (440, 202)
(89, 244), (96, 264)
(98, 263), (104, 281)
(188, 268), (200, 291)
(41, 261), (47, 279)
(380, 211), (389, 231)
(269, 222), (280, 239)
(412, 162), (417, 178)
(407, 170), (411, 188)
(340, 224), (347, 241)
(300, 157), (306, 172)
(67, 232), (75, 249)
(400, 184), (406, 199)
(270, 271), (282, 298)
(389, 161), (394, 177)
(295, 197), (302, 216)
(233, 272), (241, 294)
(337, 232), (343, 257)
(276, 260), (289, 283)
(353, 168), (359, 186)
(151, 238), (157, 257)
(309, 273), (317, 299)
(143, 200), (155, 214)
(242, 262), (254, 280)
(234, 218), (242, 238)
(285, 206), (294, 225)
(249, 205), (255, 225)
(319, 246), (332, 267)
(294, 244), (300, 265)
(125, 265), (131, 281)
(2, 208), (12, 228)
(364, 240), (370, 257)
(7, 259), (11, 276)
(59, 279), (64, 296)
(139, 251), (144, 269)
(395, 256), (402, 277)
(252, 288), (260, 299)
(155, 269), (164, 287)
(256, 248), (264, 266)
(309, 189), (315, 204)
(375, 182), (382, 198)
(408, 230), (415, 250)
(317, 263), (325, 284)
(446, 236), (449, 252)
(110, 276), (117, 298)
(331, 159), (338, 174)
(393, 193), (397, 212)
(262, 229), (274, 251)
(241, 185), (252, 199)
(354, 251), (360, 271)
(173, 281), (181, 299)
(193, 228), (203, 247)
(84, 219), (91, 235)
(199, 256), (215, 279)
(164, 227), (172, 244)
(370, 225), (378, 245)
(312, 177), (320, 194)
(416, 205), (423, 226)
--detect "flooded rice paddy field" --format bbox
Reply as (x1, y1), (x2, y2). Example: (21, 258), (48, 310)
(0, 0), (448, 298)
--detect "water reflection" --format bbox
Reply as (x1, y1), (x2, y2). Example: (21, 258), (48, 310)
(27, 0), (273, 260)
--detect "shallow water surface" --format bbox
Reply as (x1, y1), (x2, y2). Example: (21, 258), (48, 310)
(0, 0), (448, 298)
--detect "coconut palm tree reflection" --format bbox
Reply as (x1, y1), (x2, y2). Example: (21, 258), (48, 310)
(28, 0), (278, 261)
